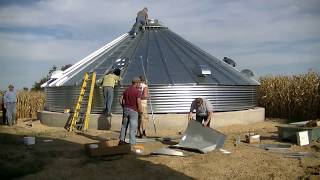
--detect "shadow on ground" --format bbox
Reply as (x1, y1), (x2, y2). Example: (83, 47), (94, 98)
(0, 132), (195, 180)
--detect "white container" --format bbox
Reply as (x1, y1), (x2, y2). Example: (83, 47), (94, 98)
(297, 131), (309, 146)
(24, 137), (35, 145)
(89, 144), (99, 149)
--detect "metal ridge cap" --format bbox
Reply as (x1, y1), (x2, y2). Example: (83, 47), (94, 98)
(45, 33), (129, 87)
(62, 33), (128, 75)
(52, 33), (128, 86)
(146, 25), (167, 28)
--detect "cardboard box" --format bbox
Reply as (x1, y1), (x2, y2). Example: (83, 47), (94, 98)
(132, 144), (144, 154)
(85, 139), (131, 157)
(297, 131), (309, 146)
(245, 134), (260, 144)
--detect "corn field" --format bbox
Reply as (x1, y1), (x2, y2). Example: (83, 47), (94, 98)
(16, 91), (46, 119)
(258, 71), (320, 122)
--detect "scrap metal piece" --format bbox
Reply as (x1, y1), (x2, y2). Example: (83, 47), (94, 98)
(151, 148), (185, 156)
(172, 120), (226, 153)
(219, 149), (231, 154)
(125, 138), (156, 143)
(259, 143), (292, 150)
(284, 152), (315, 159)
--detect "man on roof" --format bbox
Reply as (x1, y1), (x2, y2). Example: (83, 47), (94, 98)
(130, 7), (148, 37)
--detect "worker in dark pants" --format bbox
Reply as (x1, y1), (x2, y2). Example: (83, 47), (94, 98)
(1, 91), (7, 125)
(188, 97), (213, 127)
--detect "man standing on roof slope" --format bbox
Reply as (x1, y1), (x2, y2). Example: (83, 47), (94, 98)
(119, 77), (142, 145)
(188, 97), (213, 127)
(97, 68), (121, 117)
(131, 7), (148, 37)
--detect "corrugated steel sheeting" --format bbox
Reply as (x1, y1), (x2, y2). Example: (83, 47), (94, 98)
(44, 84), (257, 113)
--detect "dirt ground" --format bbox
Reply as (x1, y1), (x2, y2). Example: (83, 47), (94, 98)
(0, 118), (319, 180)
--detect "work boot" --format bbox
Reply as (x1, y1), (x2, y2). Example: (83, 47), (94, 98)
(136, 130), (143, 138)
(118, 140), (128, 145)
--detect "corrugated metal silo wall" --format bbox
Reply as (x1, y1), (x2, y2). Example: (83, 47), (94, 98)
(44, 85), (258, 113)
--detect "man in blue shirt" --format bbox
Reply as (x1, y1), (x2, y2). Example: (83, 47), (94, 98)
(4, 85), (17, 126)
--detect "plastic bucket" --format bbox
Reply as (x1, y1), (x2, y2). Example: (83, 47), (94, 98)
(24, 137), (35, 145)
(89, 144), (99, 149)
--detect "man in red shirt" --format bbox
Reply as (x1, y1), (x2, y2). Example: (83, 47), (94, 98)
(119, 77), (142, 145)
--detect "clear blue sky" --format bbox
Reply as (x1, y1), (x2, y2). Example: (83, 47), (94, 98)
(0, 0), (319, 90)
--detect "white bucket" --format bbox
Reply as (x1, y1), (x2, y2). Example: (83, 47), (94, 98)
(24, 137), (35, 145)
(89, 144), (99, 149)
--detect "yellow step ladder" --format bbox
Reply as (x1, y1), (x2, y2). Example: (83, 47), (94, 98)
(66, 72), (96, 132)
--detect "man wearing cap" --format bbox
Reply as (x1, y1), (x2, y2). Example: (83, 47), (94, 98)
(97, 68), (121, 117)
(188, 97), (213, 127)
(119, 77), (142, 145)
(4, 85), (17, 126)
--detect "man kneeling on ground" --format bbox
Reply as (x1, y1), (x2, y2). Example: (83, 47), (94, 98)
(188, 97), (213, 127)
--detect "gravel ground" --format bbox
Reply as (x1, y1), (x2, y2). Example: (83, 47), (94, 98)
(0, 118), (319, 180)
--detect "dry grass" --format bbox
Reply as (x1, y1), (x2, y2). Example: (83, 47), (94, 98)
(16, 91), (45, 119)
(258, 71), (320, 122)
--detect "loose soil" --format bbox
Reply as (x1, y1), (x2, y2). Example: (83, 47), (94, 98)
(0, 118), (319, 180)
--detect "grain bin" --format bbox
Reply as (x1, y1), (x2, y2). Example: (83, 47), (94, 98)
(41, 19), (259, 115)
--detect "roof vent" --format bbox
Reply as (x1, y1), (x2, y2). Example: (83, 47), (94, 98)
(241, 69), (255, 77)
(146, 19), (166, 28)
(196, 65), (211, 77)
(223, 57), (236, 67)
(112, 57), (129, 71)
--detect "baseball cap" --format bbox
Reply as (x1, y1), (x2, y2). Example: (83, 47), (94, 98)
(132, 77), (141, 83)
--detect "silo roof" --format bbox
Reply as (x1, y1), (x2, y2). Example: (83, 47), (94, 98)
(44, 19), (259, 87)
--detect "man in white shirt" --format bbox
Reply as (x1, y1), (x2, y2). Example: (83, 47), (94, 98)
(4, 85), (17, 126)
(137, 76), (149, 137)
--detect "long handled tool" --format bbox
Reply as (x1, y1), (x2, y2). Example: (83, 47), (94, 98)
(140, 56), (157, 133)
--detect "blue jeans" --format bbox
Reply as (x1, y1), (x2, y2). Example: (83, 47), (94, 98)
(103, 86), (114, 114)
(120, 107), (138, 145)
(6, 103), (16, 126)
(132, 18), (146, 35)
(196, 115), (210, 127)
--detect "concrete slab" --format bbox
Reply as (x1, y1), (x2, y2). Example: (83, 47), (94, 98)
(38, 107), (265, 131)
